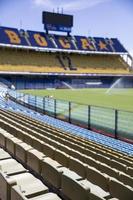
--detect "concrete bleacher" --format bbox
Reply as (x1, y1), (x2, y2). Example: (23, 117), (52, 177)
(0, 107), (133, 200)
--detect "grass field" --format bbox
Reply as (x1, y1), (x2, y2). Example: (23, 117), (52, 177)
(21, 88), (133, 112)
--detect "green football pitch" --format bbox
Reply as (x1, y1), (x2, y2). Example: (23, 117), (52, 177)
(21, 88), (133, 112)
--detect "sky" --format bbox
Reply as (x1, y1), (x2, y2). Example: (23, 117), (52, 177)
(0, 0), (133, 56)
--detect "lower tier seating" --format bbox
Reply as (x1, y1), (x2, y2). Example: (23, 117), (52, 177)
(0, 148), (61, 200)
(0, 108), (133, 200)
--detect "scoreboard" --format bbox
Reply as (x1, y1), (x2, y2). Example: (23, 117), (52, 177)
(42, 11), (73, 33)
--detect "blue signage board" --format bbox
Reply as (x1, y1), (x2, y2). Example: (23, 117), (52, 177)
(45, 24), (71, 32)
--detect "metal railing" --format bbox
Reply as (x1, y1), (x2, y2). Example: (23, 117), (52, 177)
(9, 90), (133, 143)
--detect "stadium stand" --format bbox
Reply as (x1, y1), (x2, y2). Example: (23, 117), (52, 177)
(0, 26), (127, 52)
(0, 148), (62, 200)
(0, 23), (133, 200)
(0, 106), (133, 200)
(0, 26), (132, 74)
(0, 48), (130, 74)
(0, 90), (133, 155)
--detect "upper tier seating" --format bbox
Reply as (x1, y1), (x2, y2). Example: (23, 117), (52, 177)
(0, 48), (130, 74)
(0, 26), (131, 74)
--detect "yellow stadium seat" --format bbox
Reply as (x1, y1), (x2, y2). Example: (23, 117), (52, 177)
(0, 48), (131, 74)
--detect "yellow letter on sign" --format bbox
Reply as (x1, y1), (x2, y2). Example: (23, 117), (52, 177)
(81, 38), (95, 50)
(5, 30), (21, 44)
(34, 34), (48, 47)
(59, 38), (70, 49)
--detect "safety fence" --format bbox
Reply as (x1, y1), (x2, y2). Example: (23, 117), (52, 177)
(9, 90), (133, 143)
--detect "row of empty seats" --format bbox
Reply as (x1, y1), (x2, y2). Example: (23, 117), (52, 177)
(0, 107), (133, 162)
(0, 108), (133, 200)
(0, 147), (62, 200)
